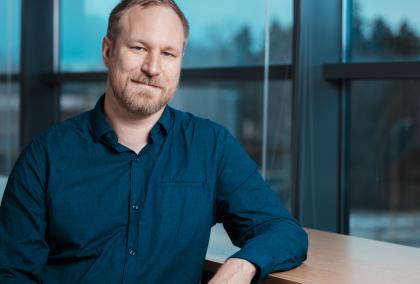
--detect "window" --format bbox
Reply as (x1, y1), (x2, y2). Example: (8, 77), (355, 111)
(348, 0), (420, 248)
(60, 0), (293, 71)
(349, 80), (420, 247)
(0, 0), (20, 73)
(350, 0), (420, 62)
(0, 0), (21, 175)
(60, 0), (119, 71)
(178, 0), (293, 67)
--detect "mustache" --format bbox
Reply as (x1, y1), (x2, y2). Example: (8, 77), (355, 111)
(130, 74), (163, 88)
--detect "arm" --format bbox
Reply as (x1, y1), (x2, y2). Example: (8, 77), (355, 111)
(0, 140), (50, 283)
(213, 132), (308, 283)
(208, 258), (257, 284)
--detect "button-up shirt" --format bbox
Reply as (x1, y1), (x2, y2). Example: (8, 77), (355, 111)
(0, 95), (307, 283)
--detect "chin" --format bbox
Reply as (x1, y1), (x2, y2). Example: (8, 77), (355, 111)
(131, 98), (166, 114)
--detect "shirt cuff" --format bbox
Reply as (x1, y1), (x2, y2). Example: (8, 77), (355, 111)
(229, 249), (274, 283)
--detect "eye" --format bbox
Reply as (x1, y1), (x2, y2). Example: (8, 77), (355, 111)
(132, 46), (146, 52)
(162, 51), (176, 58)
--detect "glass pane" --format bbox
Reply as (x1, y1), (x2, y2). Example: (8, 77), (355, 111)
(60, 80), (293, 208)
(350, 0), (420, 62)
(0, 83), (20, 176)
(60, 0), (293, 71)
(178, 0), (293, 67)
(0, 0), (21, 176)
(60, 0), (119, 71)
(349, 80), (420, 247)
(60, 83), (105, 121)
(0, 0), (21, 73)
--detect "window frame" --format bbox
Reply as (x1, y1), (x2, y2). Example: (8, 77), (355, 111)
(4, 0), (420, 234)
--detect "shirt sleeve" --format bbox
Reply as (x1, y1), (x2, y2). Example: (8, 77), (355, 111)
(215, 131), (308, 283)
(0, 139), (50, 283)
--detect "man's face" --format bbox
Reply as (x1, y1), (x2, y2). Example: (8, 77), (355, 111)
(103, 5), (185, 116)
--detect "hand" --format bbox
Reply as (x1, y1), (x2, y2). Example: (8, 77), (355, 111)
(207, 258), (257, 284)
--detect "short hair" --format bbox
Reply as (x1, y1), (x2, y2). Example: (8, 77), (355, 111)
(106, 0), (189, 46)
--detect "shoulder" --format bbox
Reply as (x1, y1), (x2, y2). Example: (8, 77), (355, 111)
(33, 111), (92, 147)
(167, 106), (230, 141)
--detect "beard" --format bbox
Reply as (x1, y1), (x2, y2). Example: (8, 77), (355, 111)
(108, 68), (174, 116)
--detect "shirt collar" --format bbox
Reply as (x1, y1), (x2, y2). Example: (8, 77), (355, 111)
(90, 94), (171, 144)
(155, 105), (171, 137)
(90, 94), (115, 143)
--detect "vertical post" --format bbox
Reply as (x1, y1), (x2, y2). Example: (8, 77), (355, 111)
(291, 0), (301, 220)
(293, 0), (343, 232)
(20, 0), (59, 149)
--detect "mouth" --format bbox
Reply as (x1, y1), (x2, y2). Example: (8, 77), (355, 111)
(130, 79), (161, 89)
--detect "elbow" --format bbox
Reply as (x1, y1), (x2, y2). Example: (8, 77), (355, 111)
(293, 226), (309, 265)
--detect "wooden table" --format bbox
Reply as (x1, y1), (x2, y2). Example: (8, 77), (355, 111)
(205, 228), (420, 284)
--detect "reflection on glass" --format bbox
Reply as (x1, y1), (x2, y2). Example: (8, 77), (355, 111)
(0, 84), (20, 175)
(0, 0), (21, 73)
(350, 0), (420, 61)
(60, 80), (293, 209)
(349, 80), (420, 247)
(60, 0), (293, 71)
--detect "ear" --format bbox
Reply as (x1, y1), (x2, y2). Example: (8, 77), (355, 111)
(102, 36), (113, 67)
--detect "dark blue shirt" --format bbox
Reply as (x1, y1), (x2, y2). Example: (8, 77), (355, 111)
(0, 96), (307, 283)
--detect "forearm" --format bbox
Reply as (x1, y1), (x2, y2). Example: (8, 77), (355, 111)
(208, 258), (256, 284)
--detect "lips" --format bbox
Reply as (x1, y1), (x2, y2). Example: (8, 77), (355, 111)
(130, 79), (162, 89)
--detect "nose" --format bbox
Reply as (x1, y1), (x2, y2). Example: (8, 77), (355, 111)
(141, 52), (161, 77)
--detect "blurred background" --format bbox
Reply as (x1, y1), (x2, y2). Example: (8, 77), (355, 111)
(1, 0), (420, 248)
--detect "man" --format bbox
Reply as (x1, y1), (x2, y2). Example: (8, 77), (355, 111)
(0, 0), (307, 283)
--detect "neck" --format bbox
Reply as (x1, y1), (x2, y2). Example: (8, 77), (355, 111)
(103, 91), (165, 154)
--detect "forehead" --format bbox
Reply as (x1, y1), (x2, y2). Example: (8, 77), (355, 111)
(117, 5), (185, 49)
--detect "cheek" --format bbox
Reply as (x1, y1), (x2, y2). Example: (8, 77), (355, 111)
(166, 64), (182, 84)
(117, 53), (140, 72)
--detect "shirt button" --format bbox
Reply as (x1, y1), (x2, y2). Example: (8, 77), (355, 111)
(133, 157), (139, 162)
(132, 205), (140, 211)
(129, 249), (136, 256)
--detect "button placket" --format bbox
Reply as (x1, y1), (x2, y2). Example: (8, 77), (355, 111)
(123, 146), (152, 281)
